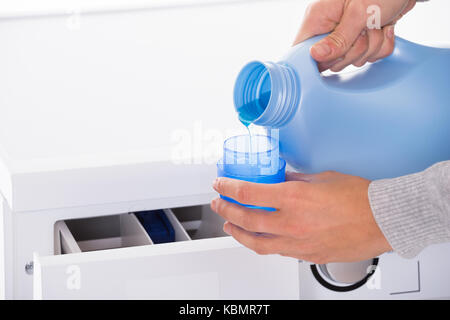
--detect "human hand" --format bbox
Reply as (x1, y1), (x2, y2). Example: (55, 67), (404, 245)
(294, 0), (417, 72)
(211, 171), (392, 264)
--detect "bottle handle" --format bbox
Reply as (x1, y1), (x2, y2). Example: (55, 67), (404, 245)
(287, 34), (328, 83)
(293, 33), (427, 74)
(291, 33), (434, 92)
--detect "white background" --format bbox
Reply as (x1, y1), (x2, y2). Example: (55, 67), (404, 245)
(0, 0), (449, 172)
(1, 0), (449, 43)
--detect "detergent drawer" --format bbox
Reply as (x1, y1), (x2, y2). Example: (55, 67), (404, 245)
(33, 205), (299, 299)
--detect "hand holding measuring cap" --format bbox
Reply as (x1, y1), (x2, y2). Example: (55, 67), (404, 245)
(211, 171), (392, 264)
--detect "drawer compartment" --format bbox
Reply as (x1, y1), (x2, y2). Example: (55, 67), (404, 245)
(55, 209), (194, 255)
(35, 205), (299, 300)
(136, 209), (192, 243)
(171, 205), (227, 240)
(55, 213), (153, 254)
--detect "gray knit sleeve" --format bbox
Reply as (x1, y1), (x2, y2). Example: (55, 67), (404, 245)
(368, 161), (450, 259)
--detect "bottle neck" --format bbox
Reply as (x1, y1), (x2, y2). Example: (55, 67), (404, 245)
(234, 61), (300, 128)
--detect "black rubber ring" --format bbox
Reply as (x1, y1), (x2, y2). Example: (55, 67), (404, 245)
(310, 258), (379, 292)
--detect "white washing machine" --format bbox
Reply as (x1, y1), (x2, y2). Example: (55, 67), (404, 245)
(0, 0), (449, 300)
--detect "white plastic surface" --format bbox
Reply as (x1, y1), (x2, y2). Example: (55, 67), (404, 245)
(0, 197), (5, 299)
(163, 209), (192, 242)
(321, 259), (374, 284)
(298, 243), (450, 299)
(33, 237), (300, 299)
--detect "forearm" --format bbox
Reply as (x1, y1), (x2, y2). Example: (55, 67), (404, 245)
(369, 161), (450, 258)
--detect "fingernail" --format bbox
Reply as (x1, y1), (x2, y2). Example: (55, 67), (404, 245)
(223, 222), (232, 235)
(386, 25), (395, 39)
(311, 41), (331, 57)
(211, 198), (217, 211)
(212, 178), (219, 190)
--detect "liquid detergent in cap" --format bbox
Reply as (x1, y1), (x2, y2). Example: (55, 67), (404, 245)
(217, 134), (285, 211)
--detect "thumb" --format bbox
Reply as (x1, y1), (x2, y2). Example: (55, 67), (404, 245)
(293, 1), (344, 46)
(310, 3), (367, 62)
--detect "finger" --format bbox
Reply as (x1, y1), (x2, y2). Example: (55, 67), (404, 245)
(310, 1), (367, 62)
(328, 31), (369, 72)
(293, 0), (343, 45)
(367, 25), (395, 63)
(224, 222), (296, 256)
(285, 171), (315, 182)
(317, 57), (344, 73)
(391, 0), (416, 25)
(286, 170), (343, 185)
(212, 177), (284, 208)
(401, 0), (417, 16)
(288, 170), (340, 184)
(211, 198), (283, 234)
(352, 28), (384, 67)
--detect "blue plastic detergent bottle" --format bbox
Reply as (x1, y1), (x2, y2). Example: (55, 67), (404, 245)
(234, 35), (450, 180)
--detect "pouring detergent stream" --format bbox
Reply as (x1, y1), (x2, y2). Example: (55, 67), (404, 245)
(217, 98), (285, 211)
(218, 34), (450, 210)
